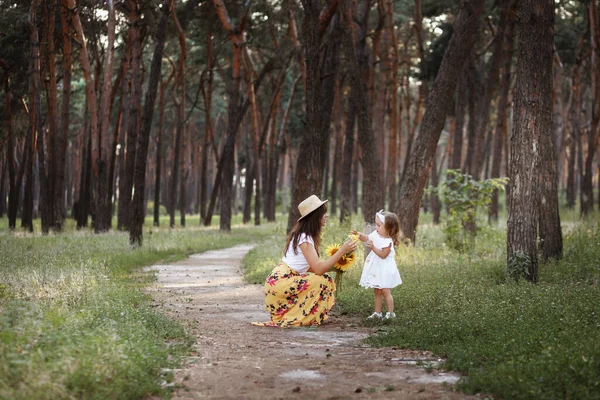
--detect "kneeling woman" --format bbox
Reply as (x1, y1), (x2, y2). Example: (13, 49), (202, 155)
(254, 195), (357, 327)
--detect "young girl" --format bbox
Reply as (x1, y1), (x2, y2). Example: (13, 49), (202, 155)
(353, 210), (402, 319)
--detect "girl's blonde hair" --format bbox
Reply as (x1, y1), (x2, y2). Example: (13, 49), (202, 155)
(382, 212), (401, 247)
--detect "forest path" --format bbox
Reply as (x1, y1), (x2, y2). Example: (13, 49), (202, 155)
(145, 244), (475, 399)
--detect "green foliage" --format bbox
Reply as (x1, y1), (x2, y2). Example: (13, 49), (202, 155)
(431, 169), (508, 252)
(0, 222), (274, 399)
(507, 251), (533, 281)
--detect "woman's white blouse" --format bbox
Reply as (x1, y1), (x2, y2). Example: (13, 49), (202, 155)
(282, 233), (314, 274)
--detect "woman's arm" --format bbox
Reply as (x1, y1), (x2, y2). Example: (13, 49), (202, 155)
(300, 240), (356, 275)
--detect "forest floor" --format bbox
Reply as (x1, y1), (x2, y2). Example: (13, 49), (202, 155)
(144, 244), (481, 400)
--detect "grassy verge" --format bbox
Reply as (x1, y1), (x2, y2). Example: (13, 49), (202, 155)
(0, 218), (275, 399)
(242, 213), (600, 399)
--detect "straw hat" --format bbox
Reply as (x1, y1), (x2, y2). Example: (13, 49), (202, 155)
(298, 195), (328, 220)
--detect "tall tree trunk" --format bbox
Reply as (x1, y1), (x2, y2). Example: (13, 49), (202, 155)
(154, 67), (174, 226)
(119, 0), (142, 230)
(340, 0), (382, 225)
(430, 162), (441, 224)
(581, 1), (600, 216)
(247, 64), (262, 226)
(340, 100), (356, 223)
(95, 0), (116, 232)
(382, 0), (399, 210)
(179, 126), (187, 227)
(286, 0), (337, 231)
(490, 6), (516, 221)
(173, 6), (187, 227)
(463, 58), (481, 175)
(77, 120), (92, 228)
(539, 101), (563, 262)
(129, 0), (172, 246)
(330, 77), (343, 216)
(43, 0), (58, 232)
(567, 29), (587, 209)
(507, 0), (554, 282)
(450, 70), (468, 172)
(396, 0), (484, 243)
(55, 0), (72, 231)
(211, 0), (250, 232)
(3, 66), (22, 230)
(169, 94), (183, 228)
(0, 159), (6, 217)
(24, 0), (43, 233)
(65, 0), (97, 229)
(200, 28), (214, 222)
(270, 75), (301, 222)
(471, 2), (511, 179)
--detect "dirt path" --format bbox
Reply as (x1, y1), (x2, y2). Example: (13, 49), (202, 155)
(145, 245), (475, 399)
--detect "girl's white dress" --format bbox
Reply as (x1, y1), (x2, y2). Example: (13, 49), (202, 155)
(359, 231), (402, 289)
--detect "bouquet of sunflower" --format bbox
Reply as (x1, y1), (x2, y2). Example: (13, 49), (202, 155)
(326, 233), (360, 292)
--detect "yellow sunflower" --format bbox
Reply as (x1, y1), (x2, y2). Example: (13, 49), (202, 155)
(326, 239), (358, 272)
(326, 244), (341, 258)
(335, 251), (356, 271)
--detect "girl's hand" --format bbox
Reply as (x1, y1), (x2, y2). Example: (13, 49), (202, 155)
(351, 230), (366, 242)
(365, 240), (374, 249)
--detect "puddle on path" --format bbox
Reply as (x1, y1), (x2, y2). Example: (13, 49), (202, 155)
(279, 369), (326, 380)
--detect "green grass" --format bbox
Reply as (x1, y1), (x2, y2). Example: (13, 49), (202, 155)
(0, 216), (276, 399)
(242, 210), (600, 400)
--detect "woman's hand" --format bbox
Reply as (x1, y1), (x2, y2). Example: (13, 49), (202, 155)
(340, 238), (358, 254)
(302, 237), (358, 275)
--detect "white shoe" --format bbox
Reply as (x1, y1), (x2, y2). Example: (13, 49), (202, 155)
(367, 312), (382, 319)
(385, 312), (396, 319)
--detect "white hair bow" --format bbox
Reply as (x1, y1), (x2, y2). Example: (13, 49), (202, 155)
(376, 209), (385, 223)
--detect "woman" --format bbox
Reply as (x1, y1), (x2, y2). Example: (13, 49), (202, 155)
(253, 195), (357, 327)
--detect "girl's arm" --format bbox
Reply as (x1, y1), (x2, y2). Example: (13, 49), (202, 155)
(351, 230), (368, 242)
(368, 243), (392, 259)
(300, 240), (356, 275)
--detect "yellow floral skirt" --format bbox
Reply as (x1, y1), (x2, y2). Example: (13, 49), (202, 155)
(252, 263), (336, 327)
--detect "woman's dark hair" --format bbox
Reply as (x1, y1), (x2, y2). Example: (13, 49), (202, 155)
(284, 204), (327, 257)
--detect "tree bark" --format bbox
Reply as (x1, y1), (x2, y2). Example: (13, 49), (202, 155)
(490, 5), (516, 221)
(339, 0), (382, 225)
(463, 58), (481, 176)
(210, 0), (251, 232)
(119, 0), (142, 230)
(285, 0), (338, 231)
(395, 0), (484, 243)
(154, 65), (175, 226)
(3, 65), (22, 230)
(340, 100), (356, 224)
(95, 0), (117, 232)
(581, 1), (600, 216)
(129, 0), (172, 246)
(77, 117), (92, 229)
(471, 2), (511, 179)
(24, 0), (43, 233)
(200, 28), (214, 222)
(42, 0), (58, 232)
(450, 69), (468, 171)
(507, 0), (554, 282)
(55, 0), (72, 231)
(172, 6), (187, 228)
